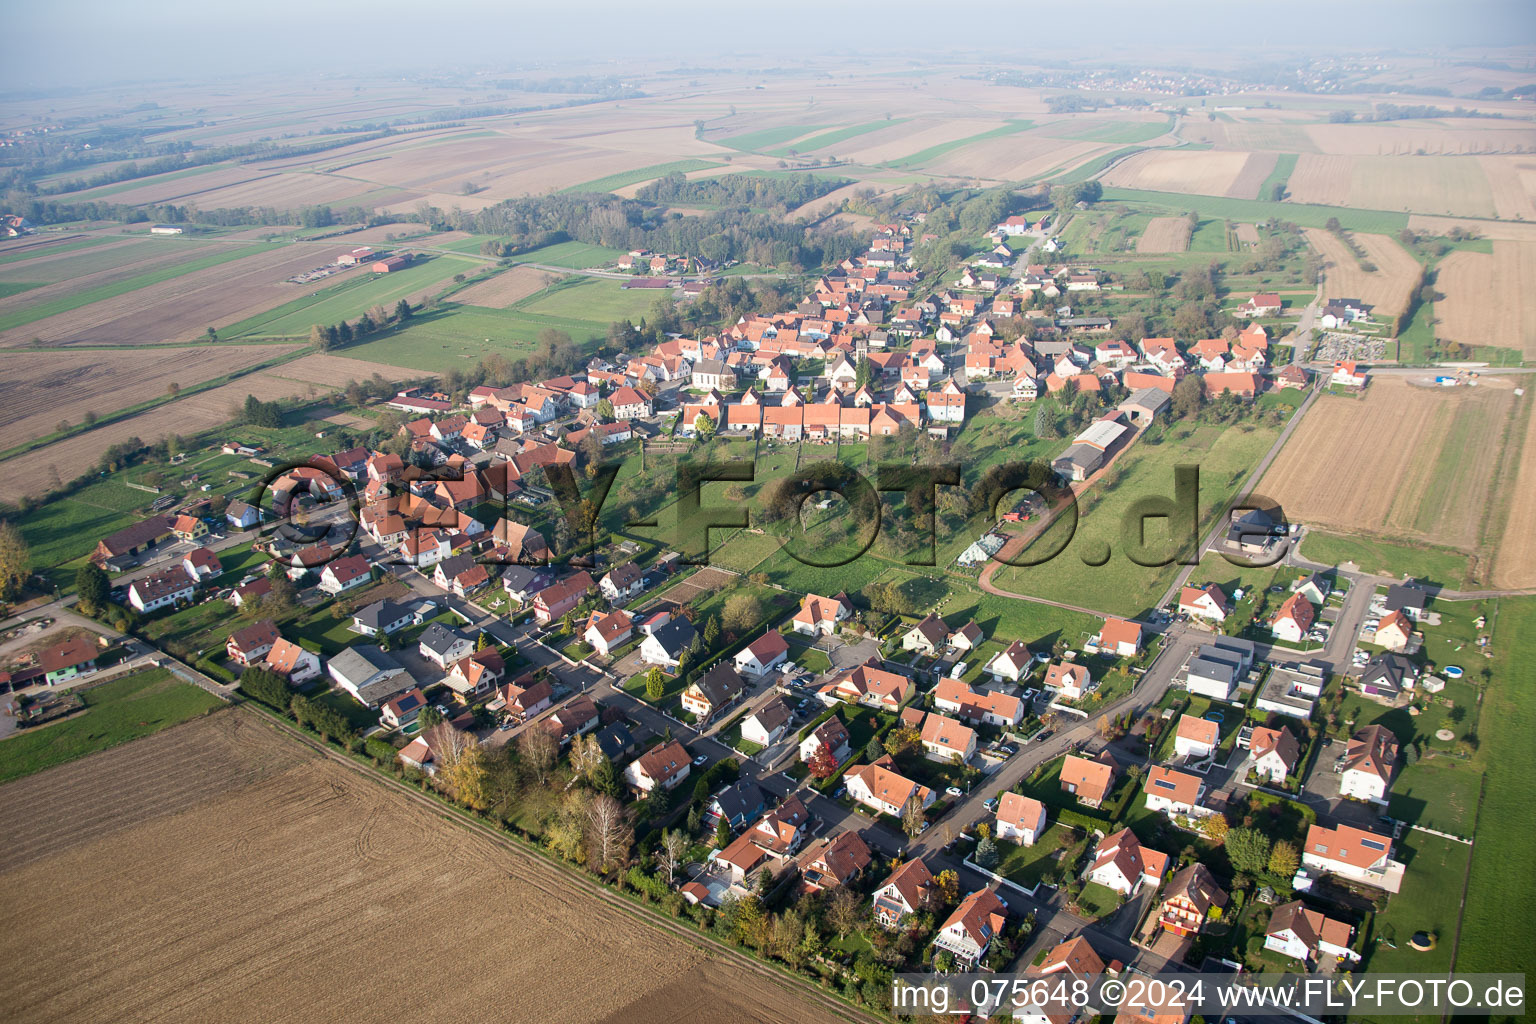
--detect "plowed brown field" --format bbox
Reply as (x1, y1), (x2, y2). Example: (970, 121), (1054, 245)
(1260, 377), (1530, 580)
(1100, 149), (1252, 196)
(0, 713), (846, 1024)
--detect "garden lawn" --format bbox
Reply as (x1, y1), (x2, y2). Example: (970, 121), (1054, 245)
(992, 824), (1083, 890)
(1361, 831), (1469, 975)
(1386, 759), (1481, 836)
(0, 669), (224, 783)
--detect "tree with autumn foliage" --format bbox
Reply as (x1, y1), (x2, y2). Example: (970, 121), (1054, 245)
(807, 745), (839, 780)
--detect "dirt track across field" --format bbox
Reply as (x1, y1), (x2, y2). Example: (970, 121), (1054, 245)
(0, 712), (851, 1024)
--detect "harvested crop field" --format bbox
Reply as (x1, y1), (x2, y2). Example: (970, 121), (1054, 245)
(0, 344), (300, 453)
(924, 133), (1110, 181)
(1136, 217), (1192, 253)
(1234, 223), (1262, 247)
(1260, 377), (1528, 578)
(1302, 228), (1420, 317)
(0, 243), (371, 348)
(1492, 393), (1536, 588)
(453, 265), (563, 307)
(1478, 155), (1536, 221)
(0, 713), (845, 1024)
(1286, 154), (1498, 218)
(1304, 120), (1536, 157)
(1435, 242), (1536, 358)
(1223, 151), (1280, 199)
(1100, 149), (1254, 197)
(0, 358), (421, 503)
(183, 171), (408, 210)
(1407, 215), (1536, 243)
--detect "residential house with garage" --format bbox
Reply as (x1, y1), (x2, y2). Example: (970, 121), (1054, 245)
(532, 571), (594, 625)
(500, 676), (552, 722)
(985, 640), (1035, 683)
(1093, 617), (1142, 657)
(705, 780), (768, 831)
(318, 554), (372, 595)
(1301, 823), (1404, 893)
(227, 619), (280, 667)
(715, 795), (813, 883)
(260, 638), (320, 686)
(418, 624), (475, 670)
(128, 566), (196, 613)
(599, 561), (646, 605)
(796, 830), (874, 895)
(639, 617), (697, 670)
(793, 591), (852, 635)
(734, 630), (789, 677)
(1270, 592), (1315, 643)
(380, 688), (428, 730)
(583, 608), (634, 657)
(351, 599), (414, 637)
(902, 613), (950, 656)
(918, 712), (977, 763)
(1178, 584), (1230, 623)
(820, 659), (913, 711)
(1265, 901), (1362, 966)
(1144, 765), (1208, 817)
(1173, 715), (1219, 760)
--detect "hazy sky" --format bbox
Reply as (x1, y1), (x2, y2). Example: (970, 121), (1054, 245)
(5, 0), (1534, 91)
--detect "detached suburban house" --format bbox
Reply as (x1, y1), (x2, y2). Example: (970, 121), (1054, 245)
(1340, 725), (1398, 803)
(418, 624), (474, 670)
(680, 663), (745, 723)
(902, 613), (949, 656)
(226, 619), (280, 667)
(583, 609), (634, 657)
(1144, 765), (1208, 817)
(741, 698), (793, 747)
(328, 645), (413, 707)
(1155, 863), (1228, 937)
(1088, 828), (1169, 897)
(1178, 584), (1229, 623)
(872, 858), (937, 930)
(128, 566), (196, 613)
(1248, 725), (1301, 783)
(844, 755), (934, 817)
(1265, 901), (1362, 966)
(800, 717), (851, 764)
(792, 592), (851, 636)
(734, 630), (789, 677)
(995, 793), (1048, 846)
(931, 888), (1008, 970)
(318, 554), (372, 595)
(38, 636), (99, 686)
(1301, 823), (1404, 893)
(1093, 617), (1142, 657)
(639, 618), (697, 670)
(1061, 751), (1118, 808)
(1173, 715), (1219, 760)
(264, 637), (322, 686)
(599, 562), (646, 605)
(623, 741), (692, 794)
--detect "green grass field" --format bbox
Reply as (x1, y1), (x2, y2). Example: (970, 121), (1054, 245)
(0, 242), (272, 334)
(1457, 596), (1536, 974)
(515, 240), (628, 269)
(1098, 188), (1410, 233)
(0, 669), (224, 784)
(1296, 530), (1469, 588)
(518, 276), (666, 323)
(1259, 153), (1299, 199)
(221, 253), (480, 339)
(562, 159), (723, 194)
(882, 121), (1035, 170)
(1387, 760), (1482, 836)
(993, 421), (1282, 617)
(766, 120), (901, 157)
(718, 125), (828, 153)
(1362, 831), (1469, 975)
(0, 235), (121, 267)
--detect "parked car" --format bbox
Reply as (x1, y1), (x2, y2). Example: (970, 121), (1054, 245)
(691, 754), (708, 767)
(998, 745), (1015, 757)
(945, 786), (963, 797)
(983, 798), (998, 812)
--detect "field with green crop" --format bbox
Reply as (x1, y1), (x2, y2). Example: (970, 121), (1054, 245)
(221, 253), (481, 339)
(883, 121), (1034, 170)
(1098, 187), (1410, 233)
(766, 121), (901, 157)
(0, 669), (225, 784)
(515, 241), (628, 269)
(562, 160), (723, 194)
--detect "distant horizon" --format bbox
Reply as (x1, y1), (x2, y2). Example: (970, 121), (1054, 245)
(4, 0), (1534, 92)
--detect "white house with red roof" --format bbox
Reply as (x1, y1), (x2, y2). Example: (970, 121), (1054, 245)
(932, 888), (1008, 969)
(1270, 592), (1315, 643)
(1178, 584), (1230, 623)
(1173, 714), (1220, 760)
(1094, 617), (1142, 657)
(733, 629), (789, 677)
(995, 792), (1048, 845)
(792, 592), (851, 636)
(1302, 823), (1404, 892)
(1089, 829), (1170, 896)
(1331, 361), (1368, 387)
